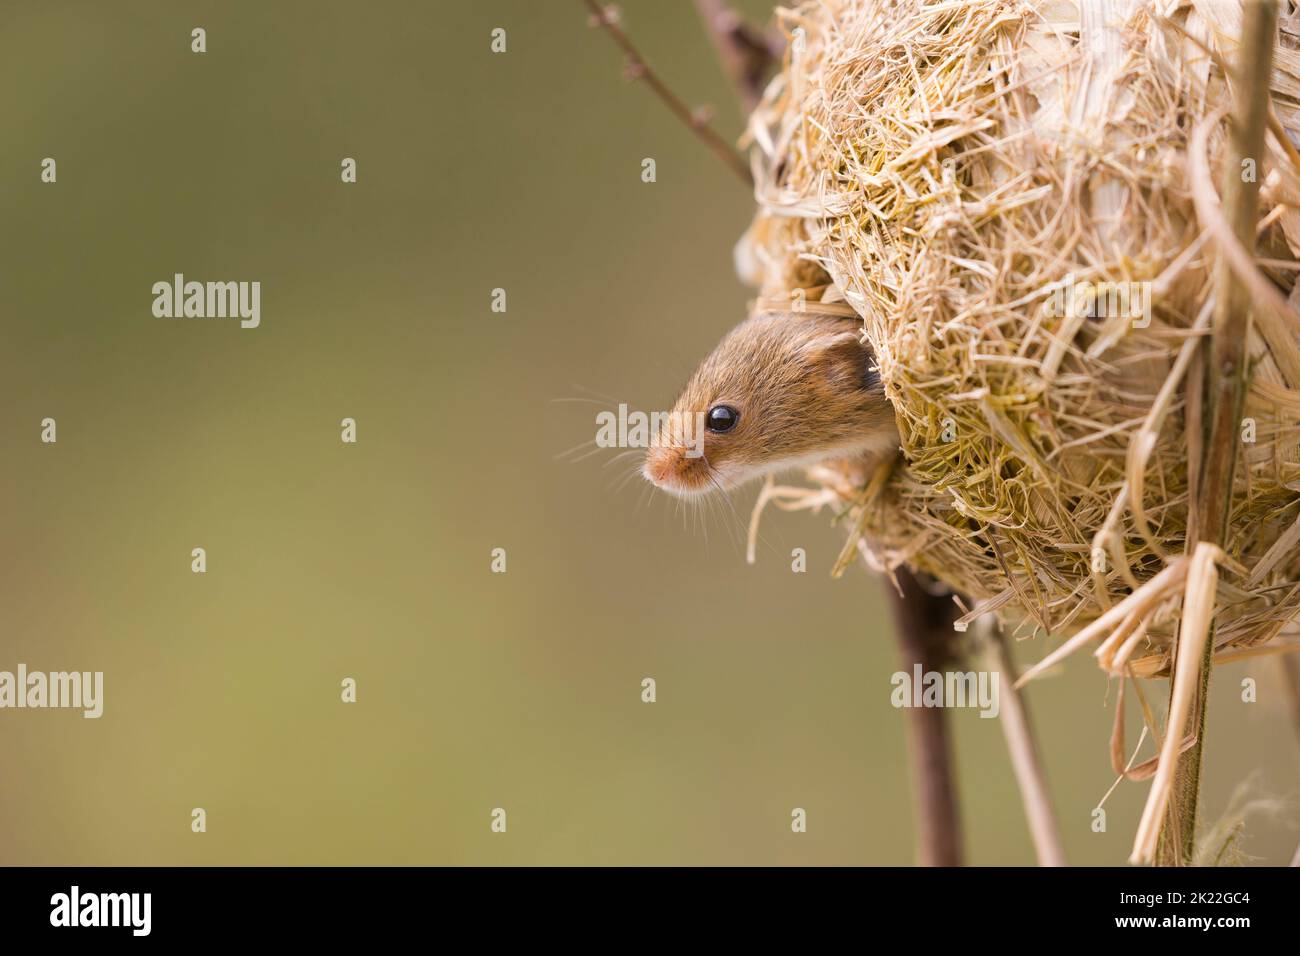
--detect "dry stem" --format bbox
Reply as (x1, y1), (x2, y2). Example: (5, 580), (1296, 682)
(692, 0), (782, 112)
(1156, 0), (1277, 868)
(984, 622), (1067, 866)
(580, 0), (753, 186)
(887, 568), (963, 866)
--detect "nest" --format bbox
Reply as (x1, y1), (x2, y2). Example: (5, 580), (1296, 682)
(742, 0), (1300, 681)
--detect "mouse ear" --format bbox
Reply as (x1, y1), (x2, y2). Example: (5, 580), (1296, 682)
(798, 327), (879, 391)
(794, 328), (862, 359)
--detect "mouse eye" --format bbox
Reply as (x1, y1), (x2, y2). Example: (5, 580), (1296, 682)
(706, 405), (740, 433)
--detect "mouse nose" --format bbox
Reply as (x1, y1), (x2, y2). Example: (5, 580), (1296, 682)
(645, 443), (714, 495)
(644, 446), (678, 486)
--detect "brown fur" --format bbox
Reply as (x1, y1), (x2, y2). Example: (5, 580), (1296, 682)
(644, 312), (899, 496)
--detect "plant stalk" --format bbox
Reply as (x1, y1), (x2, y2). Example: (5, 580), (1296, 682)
(1156, 0), (1276, 866)
(887, 568), (963, 866)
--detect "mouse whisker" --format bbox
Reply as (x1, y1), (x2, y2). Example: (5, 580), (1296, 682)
(566, 384), (624, 405)
(601, 449), (643, 469)
(609, 459), (648, 496)
(635, 480), (655, 512)
(705, 469), (749, 554)
(554, 437), (601, 462)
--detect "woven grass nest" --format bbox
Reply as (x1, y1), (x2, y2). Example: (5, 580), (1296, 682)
(741, 0), (1300, 682)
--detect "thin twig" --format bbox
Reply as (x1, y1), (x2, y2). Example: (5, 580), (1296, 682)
(1157, 0), (1277, 867)
(580, 1), (754, 187)
(1282, 654), (1300, 750)
(886, 568), (963, 866)
(691, 0), (782, 112)
(984, 622), (1067, 866)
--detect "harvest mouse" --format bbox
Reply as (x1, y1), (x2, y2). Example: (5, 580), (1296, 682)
(643, 311), (899, 497)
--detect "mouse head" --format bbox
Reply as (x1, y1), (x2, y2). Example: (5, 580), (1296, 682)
(643, 311), (897, 497)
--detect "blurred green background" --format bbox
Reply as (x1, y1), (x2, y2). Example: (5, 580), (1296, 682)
(0, 0), (1295, 866)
